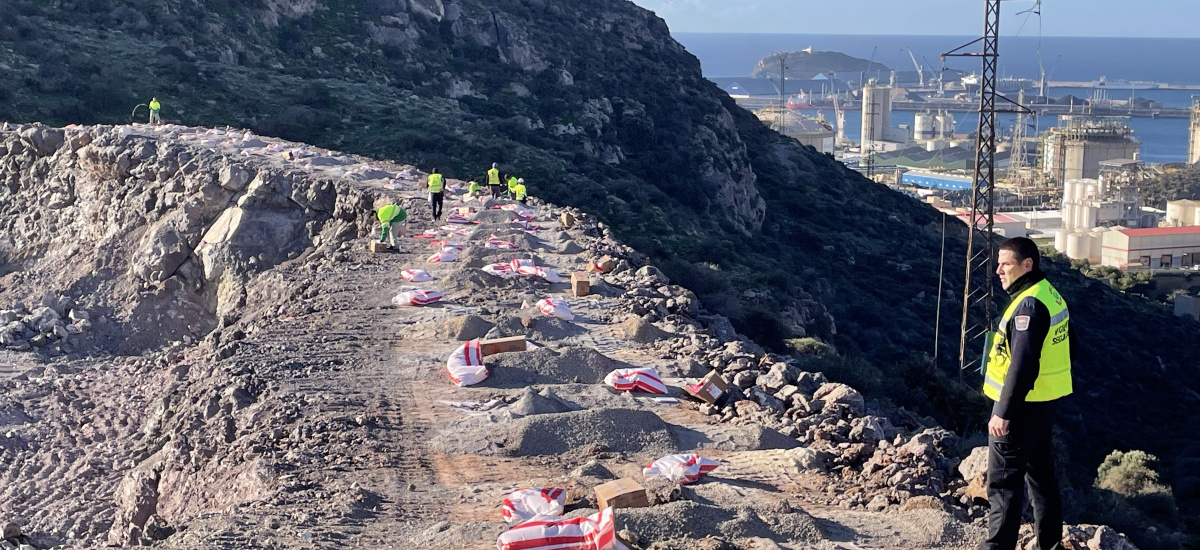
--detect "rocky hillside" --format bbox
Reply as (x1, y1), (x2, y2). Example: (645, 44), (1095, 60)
(0, 122), (1149, 550)
(1, 0), (1200, 544)
(751, 50), (881, 81)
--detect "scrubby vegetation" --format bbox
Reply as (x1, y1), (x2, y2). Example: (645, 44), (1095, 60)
(3, 0), (1200, 543)
(1139, 164), (1200, 208)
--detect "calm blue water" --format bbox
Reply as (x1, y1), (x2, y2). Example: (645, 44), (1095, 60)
(674, 34), (1199, 163)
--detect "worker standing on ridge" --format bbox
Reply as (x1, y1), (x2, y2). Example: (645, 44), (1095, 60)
(487, 162), (502, 199)
(427, 168), (445, 221)
(514, 178), (527, 205)
(979, 236), (1072, 550)
(506, 174), (520, 200)
(377, 203), (408, 249)
(148, 97), (161, 125)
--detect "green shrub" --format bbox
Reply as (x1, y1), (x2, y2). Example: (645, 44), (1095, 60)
(1097, 450), (1172, 497)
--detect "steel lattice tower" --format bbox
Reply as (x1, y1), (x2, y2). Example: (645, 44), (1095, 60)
(943, 0), (1002, 375)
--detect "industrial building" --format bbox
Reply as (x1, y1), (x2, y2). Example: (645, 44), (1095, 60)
(1166, 199), (1200, 227)
(754, 108), (835, 153)
(860, 81), (910, 154)
(1190, 95), (1200, 165)
(1041, 116), (1140, 183)
(882, 145), (1009, 171)
(1100, 226), (1200, 269)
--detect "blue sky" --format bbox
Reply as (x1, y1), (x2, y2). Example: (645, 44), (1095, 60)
(627, 0), (1200, 38)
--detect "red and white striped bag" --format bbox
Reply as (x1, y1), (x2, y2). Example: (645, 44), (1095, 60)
(392, 289), (444, 306)
(603, 368), (667, 395)
(446, 340), (487, 386)
(401, 269), (434, 282)
(482, 262), (518, 278)
(517, 265), (563, 283)
(427, 247), (459, 263)
(509, 258), (535, 270)
(496, 508), (615, 550)
(642, 454), (720, 484)
(447, 214), (475, 224)
(486, 234), (519, 249)
(414, 229), (438, 239)
(537, 298), (574, 321)
(501, 487), (566, 524)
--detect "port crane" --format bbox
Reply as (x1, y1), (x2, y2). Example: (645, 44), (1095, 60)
(907, 48), (926, 88)
(940, 0), (1034, 375)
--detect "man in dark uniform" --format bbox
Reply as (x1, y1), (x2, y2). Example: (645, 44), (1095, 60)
(980, 237), (1073, 550)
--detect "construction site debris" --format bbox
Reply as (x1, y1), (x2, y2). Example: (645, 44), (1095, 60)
(391, 289), (444, 306)
(446, 340), (488, 386)
(496, 508), (615, 550)
(603, 368), (668, 395)
(684, 371), (729, 405)
(595, 478), (649, 511)
(480, 335), (528, 356)
(642, 454), (720, 484)
(502, 487), (567, 524)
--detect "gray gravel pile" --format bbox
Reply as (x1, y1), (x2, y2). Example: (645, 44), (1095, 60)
(471, 209), (521, 224)
(614, 501), (823, 546)
(433, 408), (675, 457)
(484, 346), (632, 387)
(485, 314), (587, 342)
(508, 387), (579, 416)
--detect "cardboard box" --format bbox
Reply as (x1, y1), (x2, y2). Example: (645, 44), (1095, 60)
(560, 212), (576, 227)
(587, 255), (616, 273)
(594, 478), (648, 511)
(684, 370), (728, 405)
(369, 241), (389, 253)
(570, 272), (591, 297)
(479, 335), (526, 356)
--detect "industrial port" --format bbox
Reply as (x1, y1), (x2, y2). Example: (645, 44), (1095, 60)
(735, 63), (1200, 275)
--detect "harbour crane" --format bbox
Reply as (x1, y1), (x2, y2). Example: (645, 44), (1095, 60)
(941, 0), (1033, 375)
(907, 48), (925, 88)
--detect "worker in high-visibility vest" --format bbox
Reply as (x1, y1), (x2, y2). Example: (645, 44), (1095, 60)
(514, 179), (527, 204)
(148, 98), (161, 125)
(467, 180), (484, 200)
(487, 163), (502, 199)
(377, 203), (408, 248)
(427, 169), (445, 221)
(979, 236), (1072, 550)
(506, 175), (519, 199)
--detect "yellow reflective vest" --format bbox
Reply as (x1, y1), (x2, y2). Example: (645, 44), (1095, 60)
(488, 168), (500, 185)
(149, 100), (161, 112)
(507, 177), (519, 192)
(984, 279), (1072, 403)
(514, 184), (527, 201)
(427, 173), (444, 193)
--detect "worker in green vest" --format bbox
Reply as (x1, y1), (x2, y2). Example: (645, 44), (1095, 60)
(487, 163), (502, 199)
(148, 97), (161, 125)
(467, 180), (484, 200)
(377, 203), (408, 248)
(980, 236), (1072, 550)
(514, 179), (527, 204)
(506, 175), (519, 199)
(427, 168), (445, 221)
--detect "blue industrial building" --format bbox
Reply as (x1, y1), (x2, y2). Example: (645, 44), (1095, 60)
(901, 171), (974, 191)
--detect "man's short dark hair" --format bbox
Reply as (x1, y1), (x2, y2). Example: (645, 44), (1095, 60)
(1000, 236), (1039, 270)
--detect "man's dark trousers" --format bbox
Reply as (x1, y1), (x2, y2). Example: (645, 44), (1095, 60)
(981, 401), (1063, 550)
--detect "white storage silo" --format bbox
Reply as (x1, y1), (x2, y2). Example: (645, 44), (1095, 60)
(935, 113), (955, 138)
(1054, 228), (1069, 253)
(1081, 205), (1099, 229)
(914, 112), (935, 141)
(1066, 232), (1087, 260)
(1085, 182), (1098, 200)
(1087, 231), (1105, 263)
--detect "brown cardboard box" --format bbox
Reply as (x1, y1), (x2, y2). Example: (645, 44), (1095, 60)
(479, 335), (526, 356)
(369, 241), (389, 253)
(586, 255), (616, 273)
(570, 272), (591, 297)
(594, 478), (649, 511)
(560, 212), (576, 228)
(683, 370), (728, 405)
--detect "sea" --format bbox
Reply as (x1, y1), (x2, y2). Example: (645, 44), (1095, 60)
(673, 33), (1200, 164)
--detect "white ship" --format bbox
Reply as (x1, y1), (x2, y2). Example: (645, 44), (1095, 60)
(1090, 76), (1158, 90)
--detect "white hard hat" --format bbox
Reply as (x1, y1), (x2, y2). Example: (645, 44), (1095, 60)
(517, 178), (524, 183)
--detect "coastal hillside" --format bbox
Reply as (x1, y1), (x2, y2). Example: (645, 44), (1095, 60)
(751, 50), (881, 80)
(1, 0), (1199, 545)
